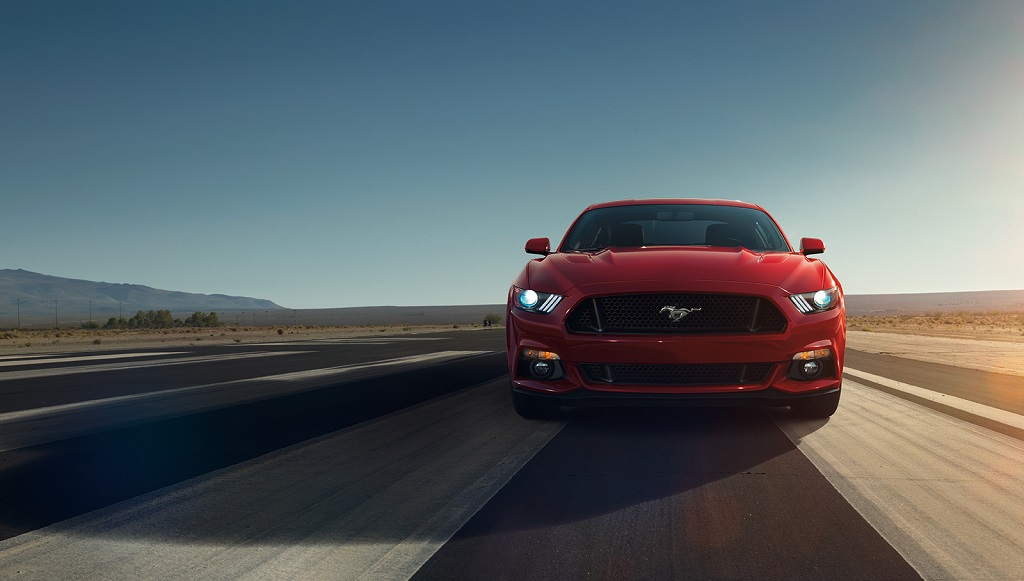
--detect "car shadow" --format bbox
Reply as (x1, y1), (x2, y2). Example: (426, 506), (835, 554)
(454, 405), (816, 535)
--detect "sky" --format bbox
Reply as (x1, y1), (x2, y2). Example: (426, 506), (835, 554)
(2, 1), (1022, 309)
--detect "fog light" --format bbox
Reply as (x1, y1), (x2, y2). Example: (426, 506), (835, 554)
(518, 348), (564, 381)
(530, 359), (554, 379)
(788, 347), (834, 381)
(801, 360), (822, 378)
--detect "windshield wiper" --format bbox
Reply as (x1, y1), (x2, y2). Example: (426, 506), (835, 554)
(570, 246), (609, 253)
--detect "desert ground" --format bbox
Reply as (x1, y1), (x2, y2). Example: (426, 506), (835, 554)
(846, 313), (1024, 377)
(848, 312), (1024, 343)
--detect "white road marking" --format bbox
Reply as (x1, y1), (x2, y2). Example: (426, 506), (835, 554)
(0, 352), (186, 368)
(0, 350), (491, 452)
(0, 351), (307, 381)
(357, 418), (563, 581)
(776, 380), (1024, 580)
(251, 337), (448, 346)
(259, 351), (485, 382)
(0, 378), (563, 580)
(845, 366), (1024, 431)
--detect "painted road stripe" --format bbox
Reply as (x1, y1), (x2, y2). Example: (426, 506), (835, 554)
(0, 378), (561, 579)
(250, 337), (449, 346)
(777, 380), (1024, 580)
(844, 366), (1024, 432)
(0, 352), (186, 368)
(0, 351), (307, 382)
(357, 417), (565, 581)
(0, 350), (491, 452)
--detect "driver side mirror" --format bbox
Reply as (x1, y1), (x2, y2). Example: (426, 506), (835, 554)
(525, 237), (551, 256)
(800, 237), (825, 256)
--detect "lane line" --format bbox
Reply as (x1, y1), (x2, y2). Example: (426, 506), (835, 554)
(776, 379), (1024, 580)
(358, 419), (565, 580)
(250, 337), (448, 346)
(0, 350), (491, 452)
(0, 378), (561, 580)
(844, 366), (1024, 433)
(0, 352), (186, 368)
(0, 351), (307, 381)
(258, 352), (488, 382)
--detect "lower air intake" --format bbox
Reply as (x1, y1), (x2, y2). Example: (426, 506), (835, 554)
(580, 362), (773, 385)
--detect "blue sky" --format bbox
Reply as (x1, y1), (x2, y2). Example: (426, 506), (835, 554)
(2, 1), (1022, 308)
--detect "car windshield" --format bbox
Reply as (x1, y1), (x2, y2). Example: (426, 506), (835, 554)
(558, 204), (790, 253)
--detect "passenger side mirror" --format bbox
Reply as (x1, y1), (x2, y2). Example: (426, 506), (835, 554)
(800, 237), (825, 256)
(525, 237), (551, 256)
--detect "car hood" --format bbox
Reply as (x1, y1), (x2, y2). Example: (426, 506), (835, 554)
(526, 246), (829, 295)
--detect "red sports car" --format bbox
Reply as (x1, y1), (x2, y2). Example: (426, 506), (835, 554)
(507, 199), (845, 419)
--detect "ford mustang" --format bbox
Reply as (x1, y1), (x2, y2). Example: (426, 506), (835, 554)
(507, 199), (845, 419)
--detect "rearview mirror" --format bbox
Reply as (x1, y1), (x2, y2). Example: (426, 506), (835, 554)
(800, 237), (825, 256)
(525, 237), (551, 256)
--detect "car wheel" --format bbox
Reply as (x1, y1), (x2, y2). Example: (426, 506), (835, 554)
(791, 388), (841, 419)
(512, 389), (554, 419)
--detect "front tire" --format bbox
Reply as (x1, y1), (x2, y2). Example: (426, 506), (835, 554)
(512, 389), (554, 419)
(790, 388), (841, 419)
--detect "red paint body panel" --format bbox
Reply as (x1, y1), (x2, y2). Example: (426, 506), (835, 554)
(507, 199), (845, 410)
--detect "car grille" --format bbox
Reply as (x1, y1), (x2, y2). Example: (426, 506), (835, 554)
(566, 293), (786, 334)
(579, 363), (774, 385)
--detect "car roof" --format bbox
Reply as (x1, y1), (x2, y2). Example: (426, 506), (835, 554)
(583, 198), (765, 212)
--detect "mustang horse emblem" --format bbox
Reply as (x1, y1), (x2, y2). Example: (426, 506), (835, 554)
(660, 306), (701, 322)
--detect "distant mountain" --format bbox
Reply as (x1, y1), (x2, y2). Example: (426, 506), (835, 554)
(0, 269), (283, 327)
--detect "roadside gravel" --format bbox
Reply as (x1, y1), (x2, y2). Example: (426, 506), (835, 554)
(847, 330), (1024, 377)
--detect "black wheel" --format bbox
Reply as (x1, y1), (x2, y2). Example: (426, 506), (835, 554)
(791, 388), (841, 419)
(512, 389), (554, 419)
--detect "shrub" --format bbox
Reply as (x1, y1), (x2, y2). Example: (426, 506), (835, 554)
(104, 311), (222, 329)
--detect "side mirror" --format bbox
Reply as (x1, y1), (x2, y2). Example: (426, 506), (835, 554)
(800, 237), (825, 256)
(525, 237), (551, 256)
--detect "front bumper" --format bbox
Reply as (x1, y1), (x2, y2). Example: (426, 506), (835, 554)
(507, 286), (846, 403)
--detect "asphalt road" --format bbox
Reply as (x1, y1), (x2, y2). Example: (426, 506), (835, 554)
(0, 335), (1022, 579)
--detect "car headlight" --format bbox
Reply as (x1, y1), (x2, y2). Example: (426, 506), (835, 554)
(512, 286), (563, 314)
(789, 287), (839, 314)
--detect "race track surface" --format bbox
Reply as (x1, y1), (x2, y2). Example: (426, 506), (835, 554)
(1, 331), (1022, 579)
